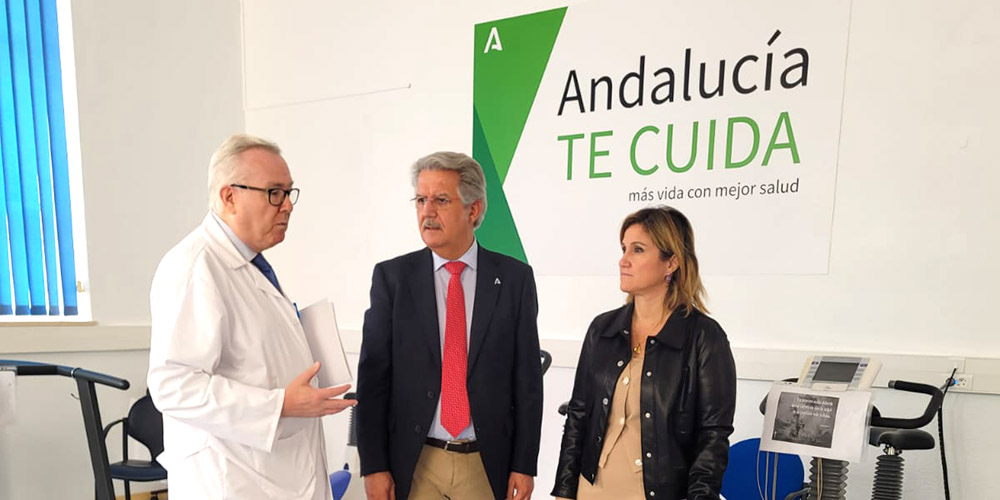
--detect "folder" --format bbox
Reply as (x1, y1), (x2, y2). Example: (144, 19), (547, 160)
(298, 299), (353, 386)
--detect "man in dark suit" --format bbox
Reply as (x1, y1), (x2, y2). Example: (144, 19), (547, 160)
(357, 152), (542, 500)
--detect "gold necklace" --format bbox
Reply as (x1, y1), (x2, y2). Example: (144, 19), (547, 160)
(631, 311), (668, 355)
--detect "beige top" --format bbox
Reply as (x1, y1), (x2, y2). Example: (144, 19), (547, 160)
(577, 355), (646, 500)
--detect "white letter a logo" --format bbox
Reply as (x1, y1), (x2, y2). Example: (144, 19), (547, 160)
(484, 26), (503, 53)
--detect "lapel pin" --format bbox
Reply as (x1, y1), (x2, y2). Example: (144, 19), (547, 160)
(494, 277), (501, 285)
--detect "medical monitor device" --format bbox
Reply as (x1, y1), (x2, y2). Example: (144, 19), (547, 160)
(798, 355), (881, 391)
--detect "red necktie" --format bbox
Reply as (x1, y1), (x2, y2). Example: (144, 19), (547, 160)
(441, 261), (469, 438)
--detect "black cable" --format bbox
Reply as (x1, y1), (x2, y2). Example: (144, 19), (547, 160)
(938, 368), (956, 500)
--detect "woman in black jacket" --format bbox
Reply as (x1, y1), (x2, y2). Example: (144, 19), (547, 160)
(552, 206), (737, 500)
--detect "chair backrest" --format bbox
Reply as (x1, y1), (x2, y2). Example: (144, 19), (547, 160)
(125, 394), (164, 459)
(540, 350), (552, 376)
(721, 438), (804, 500)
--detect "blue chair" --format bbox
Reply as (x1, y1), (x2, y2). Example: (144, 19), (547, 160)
(330, 464), (352, 499)
(102, 393), (167, 500)
(721, 438), (804, 500)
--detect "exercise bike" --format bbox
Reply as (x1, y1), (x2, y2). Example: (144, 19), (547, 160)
(763, 379), (944, 500)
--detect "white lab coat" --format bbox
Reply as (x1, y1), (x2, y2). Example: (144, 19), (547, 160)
(148, 214), (331, 500)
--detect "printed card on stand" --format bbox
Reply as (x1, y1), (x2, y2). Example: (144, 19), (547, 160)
(760, 383), (872, 463)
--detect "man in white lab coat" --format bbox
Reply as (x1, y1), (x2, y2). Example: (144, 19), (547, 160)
(148, 134), (355, 499)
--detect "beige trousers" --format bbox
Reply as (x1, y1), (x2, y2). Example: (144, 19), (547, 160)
(408, 444), (493, 500)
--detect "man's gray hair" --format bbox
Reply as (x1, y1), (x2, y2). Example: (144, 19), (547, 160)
(411, 151), (486, 229)
(410, 152), (488, 229)
(208, 133), (281, 213)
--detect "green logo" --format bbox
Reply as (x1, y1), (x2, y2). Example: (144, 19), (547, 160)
(473, 7), (566, 263)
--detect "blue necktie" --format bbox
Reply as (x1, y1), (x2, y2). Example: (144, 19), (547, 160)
(251, 254), (282, 293)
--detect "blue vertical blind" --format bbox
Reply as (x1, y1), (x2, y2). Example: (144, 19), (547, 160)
(0, 0), (78, 316)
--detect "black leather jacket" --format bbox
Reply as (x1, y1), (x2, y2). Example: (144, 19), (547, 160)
(551, 304), (737, 500)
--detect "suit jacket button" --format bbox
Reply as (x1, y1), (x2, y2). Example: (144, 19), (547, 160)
(414, 425), (422, 434)
(426, 391), (435, 399)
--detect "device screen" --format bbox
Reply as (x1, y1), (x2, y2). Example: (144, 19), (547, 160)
(813, 361), (859, 383)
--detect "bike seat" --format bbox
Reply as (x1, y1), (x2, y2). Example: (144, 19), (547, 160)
(868, 426), (935, 450)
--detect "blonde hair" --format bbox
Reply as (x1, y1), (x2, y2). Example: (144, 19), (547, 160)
(620, 206), (708, 315)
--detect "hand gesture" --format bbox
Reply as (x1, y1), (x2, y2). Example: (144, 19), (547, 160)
(281, 362), (356, 417)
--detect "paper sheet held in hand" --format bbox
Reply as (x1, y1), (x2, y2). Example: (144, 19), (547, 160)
(298, 299), (353, 386)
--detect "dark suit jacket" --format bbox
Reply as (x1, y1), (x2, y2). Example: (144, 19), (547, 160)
(357, 245), (543, 500)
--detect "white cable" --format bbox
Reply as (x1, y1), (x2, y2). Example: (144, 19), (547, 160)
(816, 458), (823, 500)
(771, 453), (778, 500)
(755, 450), (767, 500)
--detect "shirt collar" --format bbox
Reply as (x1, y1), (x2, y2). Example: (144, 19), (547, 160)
(431, 239), (478, 272)
(211, 211), (257, 262)
(602, 302), (692, 351)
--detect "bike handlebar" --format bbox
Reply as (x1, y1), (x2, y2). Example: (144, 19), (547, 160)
(0, 360), (130, 390)
(758, 378), (944, 430)
(869, 380), (943, 429)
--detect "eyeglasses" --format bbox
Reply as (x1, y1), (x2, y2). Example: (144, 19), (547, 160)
(411, 195), (455, 210)
(230, 184), (300, 206)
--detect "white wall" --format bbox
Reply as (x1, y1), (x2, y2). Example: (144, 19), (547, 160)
(0, 1), (244, 498)
(2, 0), (997, 498)
(243, 0), (1000, 357)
